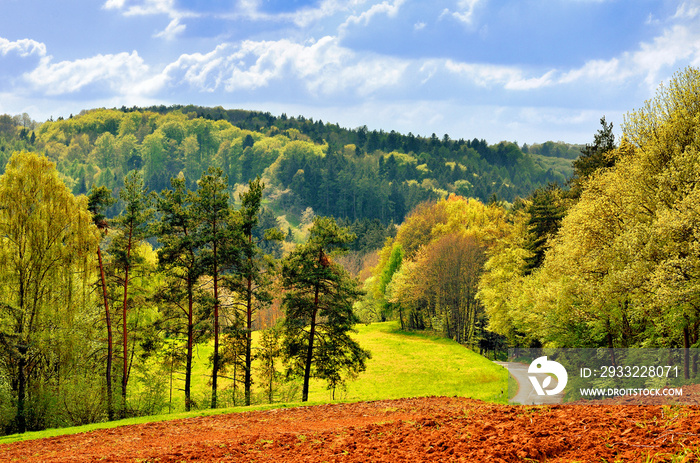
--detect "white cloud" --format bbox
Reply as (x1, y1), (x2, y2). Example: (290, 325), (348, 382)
(25, 51), (155, 96)
(444, 60), (555, 90)
(0, 37), (47, 58)
(674, 1), (700, 20)
(103, 0), (126, 9)
(559, 22), (700, 88)
(222, 0), (356, 28)
(340, 0), (406, 31)
(102, 0), (195, 39)
(155, 18), (187, 41)
(441, 0), (483, 26)
(161, 36), (409, 98)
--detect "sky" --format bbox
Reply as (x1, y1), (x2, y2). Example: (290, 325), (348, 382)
(1, 0), (700, 144)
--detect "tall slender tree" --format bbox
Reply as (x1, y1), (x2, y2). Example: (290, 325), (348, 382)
(233, 177), (283, 405)
(110, 170), (153, 411)
(193, 167), (236, 409)
(87, 186), (117, 420)
(155, 175), (203, 411)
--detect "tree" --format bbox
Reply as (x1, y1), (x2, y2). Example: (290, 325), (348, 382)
(87, 186), (117, 420)
(568, 116), (616, 198)
(231, 177), (283, 406)
(110, 170), (154, 411)
(155, 175), (203, 411)
(0, 152), (98, 433)
(523, 184), (565, 273)
(192, 167), (238, 408)
(281, 217), (370, 402)
(256, 325), (282, 403)
(375, 243), (403, 324)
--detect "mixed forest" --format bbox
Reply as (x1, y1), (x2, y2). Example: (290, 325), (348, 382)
(3, 64), (700, 437)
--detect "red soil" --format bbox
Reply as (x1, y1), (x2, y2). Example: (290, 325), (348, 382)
(2, 395), (700, 462)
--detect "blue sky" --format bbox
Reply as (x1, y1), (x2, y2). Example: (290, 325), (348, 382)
(1, 0), (699, 144)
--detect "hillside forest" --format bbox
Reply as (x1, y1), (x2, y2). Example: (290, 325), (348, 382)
(3, 65), (700, 436)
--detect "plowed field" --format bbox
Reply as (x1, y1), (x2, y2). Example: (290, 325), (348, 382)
(2, 395), (700, 462)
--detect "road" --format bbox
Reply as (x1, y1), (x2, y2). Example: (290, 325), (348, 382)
(495, 361), (564, 405)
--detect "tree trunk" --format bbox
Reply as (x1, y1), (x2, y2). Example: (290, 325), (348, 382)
(185, 277), (194, 412)
(97, 247), (114, 421)
(684, 326), (691, 380)
(121, 225), (133, 412)
(302, 289), (319, 403)
(211, 238), (219, 409)
(16, 344), (27, 434)
(245, 252), (253, 406)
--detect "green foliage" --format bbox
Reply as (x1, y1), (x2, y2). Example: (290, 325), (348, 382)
(3, 106), (572, 228)
(0, 151), (100, 433)
(479, 66), (700, 356)
(523, 184), (566, 273)
(568, 117), (617, 198)
(255, 325), (282, 404)
(281, 217), (370, 401)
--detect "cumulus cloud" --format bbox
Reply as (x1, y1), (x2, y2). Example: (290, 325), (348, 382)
(161, 36), (409, 98)
(0, 37), (47, 58)
(25, 51), (155, 96)
(559, 21), (700, 88)
(340, 0), (406, 32)
(444, 60), (556, 90)
(441, 0), (483, 26)
(102, 0), (195, 39)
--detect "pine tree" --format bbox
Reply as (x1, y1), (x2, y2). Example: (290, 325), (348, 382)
(192, 167), (238, 409)
(155, 175), (203, 411)
(281, 217), (370, 401)
(569, 116), (616, 198)
(110, 170), (154, 412)
(233, 177), (283, 406)
(87, 186), (117, 420)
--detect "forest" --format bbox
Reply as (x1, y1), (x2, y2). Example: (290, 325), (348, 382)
(0, 102), (575, 435)
(4, 65), (700, 437)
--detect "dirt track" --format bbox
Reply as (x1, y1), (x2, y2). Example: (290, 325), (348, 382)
(2, 395), (700, 462)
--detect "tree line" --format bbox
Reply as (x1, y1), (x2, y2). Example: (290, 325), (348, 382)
(0, 152), (368, 435)
(0, 107), (573, 229)
(477, 67), (700, 378)
(365, 67), (700, 378)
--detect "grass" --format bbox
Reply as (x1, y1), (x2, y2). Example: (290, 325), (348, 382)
(306, 321), (508, 403)
(0, 321), (508, 444)
(0, 400), (324, 445)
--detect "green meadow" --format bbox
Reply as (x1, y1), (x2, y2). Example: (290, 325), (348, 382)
(0, 321), (508, 444)
(307, 322), (507, 403)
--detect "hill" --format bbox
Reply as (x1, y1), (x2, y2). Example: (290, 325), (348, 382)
(0, 108), (573, 229)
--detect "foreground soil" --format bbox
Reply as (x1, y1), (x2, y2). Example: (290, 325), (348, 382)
(2, 396), (700, 462)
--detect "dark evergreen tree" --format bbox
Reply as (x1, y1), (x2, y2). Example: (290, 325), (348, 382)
(281, 217), (370, 401)
(154, 176), (204, 411)
(569, 116), (616, 198)
(87, 186), (117, 420)
(523, 184), (565, 273)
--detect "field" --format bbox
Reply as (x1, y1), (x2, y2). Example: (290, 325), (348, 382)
(3, 396), (700, 462)
(0, 321), (506, 444)
(2, 323), (700, 461)
(160, 321), (507, 410)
